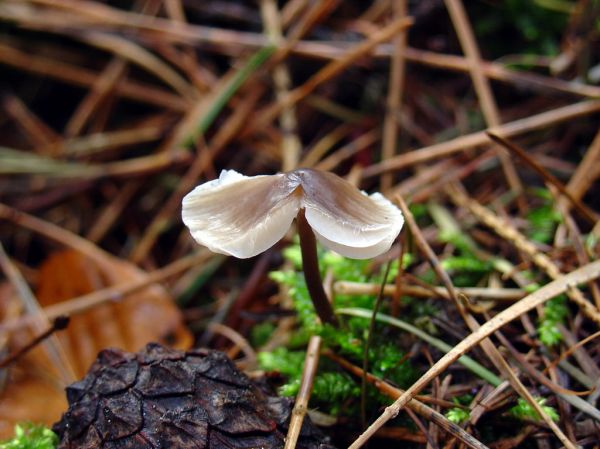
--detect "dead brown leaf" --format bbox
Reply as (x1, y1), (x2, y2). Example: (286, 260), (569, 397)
(0, 250), (192, 437)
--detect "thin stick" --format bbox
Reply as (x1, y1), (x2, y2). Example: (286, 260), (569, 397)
(0, 250), (211, 335)
(486, 131), (598, 224)
(284, 335), (322, 449)
(380, 0), (408, 192)
(207, 322), (257, 364)
(0, 42), (188, 111)
(334, 281), (525, 301)
(0, 316), (70, 369)
(348, 259), (600, 449)
(564, 129), (600, 205)
(65, 58), (127, 137)
(2, 94), (60, 148)
(362, 100), (600, 178)
(444, 0), (524, 206)
(296, 209), (338, 326)
(316, 129), (379, 172)
(0, 242), (76, 384)
(251, 17), (412, 132)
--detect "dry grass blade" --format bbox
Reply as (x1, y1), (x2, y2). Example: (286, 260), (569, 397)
(64, 58), (127, 137)
(348, 259), (600, 449)
(251, 16), (412, 131)
(0, 202), (124, 264)
(380, 0), (408, 192)
(0, 147), (103, 177)
(75, 31), (196, 98)
(56, 126), (165, 157)
(0, 41), (187, 111)
(260, 0), (301, 172)
(2, 94), (60, 148)
(398, 47), (600, 98)
(0, 316), (69, 369)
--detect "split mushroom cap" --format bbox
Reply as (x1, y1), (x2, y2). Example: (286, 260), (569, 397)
(182, 169), (403, 259)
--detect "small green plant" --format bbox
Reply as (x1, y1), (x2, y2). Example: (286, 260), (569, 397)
(436, 221), (495, 288)
(250, 321), (276, 347)
(538, 295), (568, 346)
(522, 188), (562, 245)
(509, 397), (559, 422)
(0, 423), (57, 449)
(472, 0), (570, 58)
(446, 407), (470, 424)
(444, 395), (473, 424)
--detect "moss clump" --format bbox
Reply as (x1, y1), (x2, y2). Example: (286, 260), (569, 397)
(0, 423), (58, 449)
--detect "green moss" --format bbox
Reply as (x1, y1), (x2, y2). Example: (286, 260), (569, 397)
(251, 322), (276, 348)
(472, 0), (570, 58)
(538, 295), (568, 346)
(0, 424), (57, 449)
(446, 407), (470, 424)
(526, 204), (562, 244)
(509, 397), (559, 422)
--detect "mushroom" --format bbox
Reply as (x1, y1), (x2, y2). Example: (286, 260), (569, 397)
(182, 168), (404, 326)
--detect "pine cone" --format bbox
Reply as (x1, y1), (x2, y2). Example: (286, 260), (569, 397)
(53, 343), (336, 449)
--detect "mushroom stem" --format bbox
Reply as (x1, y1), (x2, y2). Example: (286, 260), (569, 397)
(296, 209), (339, 327)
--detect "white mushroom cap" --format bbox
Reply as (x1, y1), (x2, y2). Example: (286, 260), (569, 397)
(182, 169), (404, 259)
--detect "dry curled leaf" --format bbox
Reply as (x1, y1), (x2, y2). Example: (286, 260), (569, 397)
(0, 250), (192, 438)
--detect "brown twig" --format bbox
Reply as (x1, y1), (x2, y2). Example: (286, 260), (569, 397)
(333, 281), (525, 301)
(0, 251), (212, 335)
(563, 129), (600, 205)
(260, 0), (301, 172)
(284, 335), (322, 449)
(0, 316), (70, 369)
